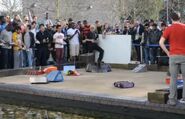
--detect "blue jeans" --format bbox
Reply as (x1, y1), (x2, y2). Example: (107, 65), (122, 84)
(22, 50), (27, 67)
(14, 50), (22, 69)
(149, 47), (158, 64)
(1, 48), (12, 69)
(169, 55), (185, 102)
(144, 46), (150, 64)
(26, 48), (33, 67)
(133, 40), (141, 61)
(63, 45), (68, 63)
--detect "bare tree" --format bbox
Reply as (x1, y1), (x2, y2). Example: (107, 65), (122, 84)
(122, 0), (163, 21)
(0, 0), (22, 16)
(170, 0), (185, 21)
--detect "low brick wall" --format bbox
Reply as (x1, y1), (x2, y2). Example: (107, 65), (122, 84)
(0, 83), (184, 119)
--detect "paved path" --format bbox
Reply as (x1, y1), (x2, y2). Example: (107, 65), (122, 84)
(0, 69), (168, 101)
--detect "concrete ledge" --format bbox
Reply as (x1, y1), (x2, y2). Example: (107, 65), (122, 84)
(111, 64), (168, 72)
(0, 83), (184, 119)
(0, 63), (168, 78)
(0, 68), (27, 77)
(0, 62), (86, 78)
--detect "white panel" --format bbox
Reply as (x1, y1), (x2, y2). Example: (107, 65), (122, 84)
(96, 35), (131, 64)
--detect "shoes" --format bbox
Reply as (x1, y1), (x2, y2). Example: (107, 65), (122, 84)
(179, 99), (185, 104)
(167, 99), (177, 106)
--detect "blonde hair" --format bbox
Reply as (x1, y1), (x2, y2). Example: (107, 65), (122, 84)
(90, 24), (95, 30)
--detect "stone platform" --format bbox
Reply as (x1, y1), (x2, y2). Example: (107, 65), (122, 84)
(0, 69), (184, 119)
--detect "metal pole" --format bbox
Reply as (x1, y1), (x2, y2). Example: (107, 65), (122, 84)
(56, 0), (60, 19)
(166, 0), (169, 24)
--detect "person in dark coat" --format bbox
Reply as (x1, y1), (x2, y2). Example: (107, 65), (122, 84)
(85, 25), (104, 67)
(36, 24), (49, 66)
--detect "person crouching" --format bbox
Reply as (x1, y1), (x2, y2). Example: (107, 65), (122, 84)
(85, 25), (104, 68)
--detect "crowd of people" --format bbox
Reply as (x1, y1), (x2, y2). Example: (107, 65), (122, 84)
(0, 13), (168, 70)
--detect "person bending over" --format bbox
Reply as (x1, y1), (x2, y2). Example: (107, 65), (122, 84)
(84, 25), (104, 67)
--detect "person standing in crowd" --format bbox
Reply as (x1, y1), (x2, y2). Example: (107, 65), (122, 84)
(159, 22), (168, 57)
(113, 23), (122, 34)
(5, 16), (13, 31)
(142, 24), (150, 64)
(133, 21), (144, 62)
(0, 16), (6, 69)
(149, 19), (155, 30)
(23, 16), (30, 26)
(122, 26), (130, 35)
(67, 22), (80, 62)
(36, 24), (49, 66)
(32, 16), (38, 23)
(149, 23), (162, 64)
(23, 25), (35, 67)
(0, 25), (13, 69)
(159, 12), (185, 106)
(12, 15), (22, 31)
(161, 22), (167, 31)
(61, 21), (68, 62)
(12, 26), (23, 69)
(44, 13), (53, 27)
(30, 21), (37, 41)
(85, 25), (104, 67)
(53, 25), (64, 70)
(82, 20), (90, 39)
(102, 23), (112, 36)
(0, 16), (6, 33)
(30, 21), (38, 66)
(45, 23), (55, 62)
(82, 20), (90, 53)
(77, 21), (83, 33)
(127, 21), (136, 61)
(95, 20), (102, 34)
(68, 18), (73, 25)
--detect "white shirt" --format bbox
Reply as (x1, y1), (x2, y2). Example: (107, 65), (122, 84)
(31, 28), (38, 41)
(67, 28), (80, 45)
(44, 19), (53, 26)
(53, 32), (64, 48)
(0, 30), (12, 49)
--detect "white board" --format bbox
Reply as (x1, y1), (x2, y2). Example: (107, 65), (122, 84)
(96, 35), (131, 64)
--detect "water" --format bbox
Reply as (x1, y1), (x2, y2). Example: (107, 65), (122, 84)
(0, 104), (96, 119)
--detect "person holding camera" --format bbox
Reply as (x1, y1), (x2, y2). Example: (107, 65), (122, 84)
(67, 22), (80, 62)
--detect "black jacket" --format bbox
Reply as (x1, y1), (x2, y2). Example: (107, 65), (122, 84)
(143, 30), (150, 45)
(149, 29), (162, 44)
(131, 24), (145, 40)
(36, 30), (49, 48)
(45, 29), (55, 43)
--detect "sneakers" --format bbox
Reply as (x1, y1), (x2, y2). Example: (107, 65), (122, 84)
(179, 99), (185, 104)
(167, 98), (185, 106)
(167, 99), (177, 106)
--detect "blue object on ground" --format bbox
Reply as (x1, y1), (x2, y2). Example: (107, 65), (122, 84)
(46, 70), (64, 82)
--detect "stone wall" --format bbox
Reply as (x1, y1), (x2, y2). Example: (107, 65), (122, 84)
(23, 0), (124, 25)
